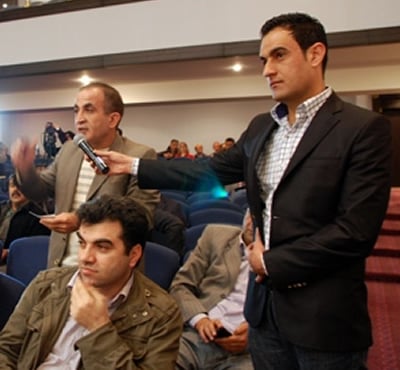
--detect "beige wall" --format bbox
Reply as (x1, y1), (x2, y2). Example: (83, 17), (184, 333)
(2, 0), (400, 67)
(0, 98), (272, 155)
(0, 95), (362, 155)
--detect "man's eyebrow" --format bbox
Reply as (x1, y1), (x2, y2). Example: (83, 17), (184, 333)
(93, 238), (113, 245)
(73, 102), (95, 110)
(267, 46), (287, 56)
(76, 232), (113, 246)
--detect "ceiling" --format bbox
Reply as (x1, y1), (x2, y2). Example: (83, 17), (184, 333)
(0, 42), (399, 95)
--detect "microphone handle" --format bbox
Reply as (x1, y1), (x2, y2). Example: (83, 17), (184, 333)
(81, 144), (110, 174)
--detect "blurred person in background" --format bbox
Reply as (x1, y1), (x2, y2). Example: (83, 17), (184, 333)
(0, 174), (51, 263)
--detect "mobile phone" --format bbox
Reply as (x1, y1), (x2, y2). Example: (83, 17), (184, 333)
(216, 327), (231, 338)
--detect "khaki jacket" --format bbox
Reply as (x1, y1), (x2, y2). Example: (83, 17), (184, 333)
(0, 267), (182, 369)
(170, 224), (242, 323)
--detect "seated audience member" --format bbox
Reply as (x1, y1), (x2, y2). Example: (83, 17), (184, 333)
(150, 194), (186, 255)
(158, 139), (180, 159)
(177, 142), (195, 160)
(223, 137), (236, 151)
(194, 144), (208, 160)
(169, 211), (254, 370)
(0, 195), (182, 369)
(211, 141), (222, 157)
(0, 174), (51, 263)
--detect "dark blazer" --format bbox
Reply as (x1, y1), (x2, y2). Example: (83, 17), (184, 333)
(138, 93), (392, 351)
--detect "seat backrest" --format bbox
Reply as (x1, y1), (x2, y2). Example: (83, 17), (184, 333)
(188, 208), (243, 227)
(144, 242), (181, 290)
(188, 199), (243, 214)
(170, 199), (190, 225)
(6, 235), (50, 286)
(0, 192), (9, 201)
(0, 272), (26, 330)
(183, 223), (208, 255)
(160, 190), (188, 203)
(186, 191), (228, 204)
(230, 188), (249, 211)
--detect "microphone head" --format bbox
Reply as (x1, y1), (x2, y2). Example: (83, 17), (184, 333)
(73, 133), (86, 146)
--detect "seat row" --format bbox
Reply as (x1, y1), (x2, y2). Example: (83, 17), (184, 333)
(160, 188), (248, 227)
(0, 235), (183, 330)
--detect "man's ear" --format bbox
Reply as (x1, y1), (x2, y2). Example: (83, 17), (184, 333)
(308, 42), (326, 68)
(128, 244), (143, 269)
(109, 112), (121, 129)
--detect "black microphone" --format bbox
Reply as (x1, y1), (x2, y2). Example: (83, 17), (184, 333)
(73, 134), (109, 174)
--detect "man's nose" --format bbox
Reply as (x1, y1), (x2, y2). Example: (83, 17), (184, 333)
(80, 246), (95, 262)
(262, 59), (275, 78)
(75, 110), (85, 124)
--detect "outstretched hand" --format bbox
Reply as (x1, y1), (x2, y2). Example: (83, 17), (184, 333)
(39, 212), (79, 233)
(10, 138), (37, 174)
(88, 150), (134, 176)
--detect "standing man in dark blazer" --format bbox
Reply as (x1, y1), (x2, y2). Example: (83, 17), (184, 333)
(92, 13), (392, 370)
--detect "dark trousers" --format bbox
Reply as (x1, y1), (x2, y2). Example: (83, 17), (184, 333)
(248, 293), (368, 370)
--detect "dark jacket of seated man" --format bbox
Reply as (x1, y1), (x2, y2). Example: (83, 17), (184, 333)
(0, 174), (51, 262)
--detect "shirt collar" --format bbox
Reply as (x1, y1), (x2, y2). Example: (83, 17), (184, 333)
(271, 87), (333, 125)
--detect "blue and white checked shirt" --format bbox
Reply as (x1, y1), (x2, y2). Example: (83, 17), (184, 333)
(256, 87), (332, 249)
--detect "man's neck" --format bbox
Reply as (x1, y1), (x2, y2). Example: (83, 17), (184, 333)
(90, 131), (117, 150)
(12, 201), (28, 212)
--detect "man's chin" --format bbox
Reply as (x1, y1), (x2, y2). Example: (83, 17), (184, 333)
(80, 275), (99, 288)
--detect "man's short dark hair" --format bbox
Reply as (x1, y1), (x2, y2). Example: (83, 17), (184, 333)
(80, 82), (124, 120)
(260, 12), (328, 73)
(76, 195), (149, 254)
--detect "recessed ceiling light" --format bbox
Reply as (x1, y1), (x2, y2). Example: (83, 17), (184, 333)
(2, 3), (8, 9)
(78, 74), (93, 86)
(231, 63), (243, 72)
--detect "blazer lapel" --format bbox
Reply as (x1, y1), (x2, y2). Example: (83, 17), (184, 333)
(87, 173), (108, 200)
(248, 115), (278, 192)
(250, 116), (278, 170)
(280, 93), (343, 183)
(86, 135), (124, 200)
(223, 237), (242, 285)
(62, 148), (84, 208)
